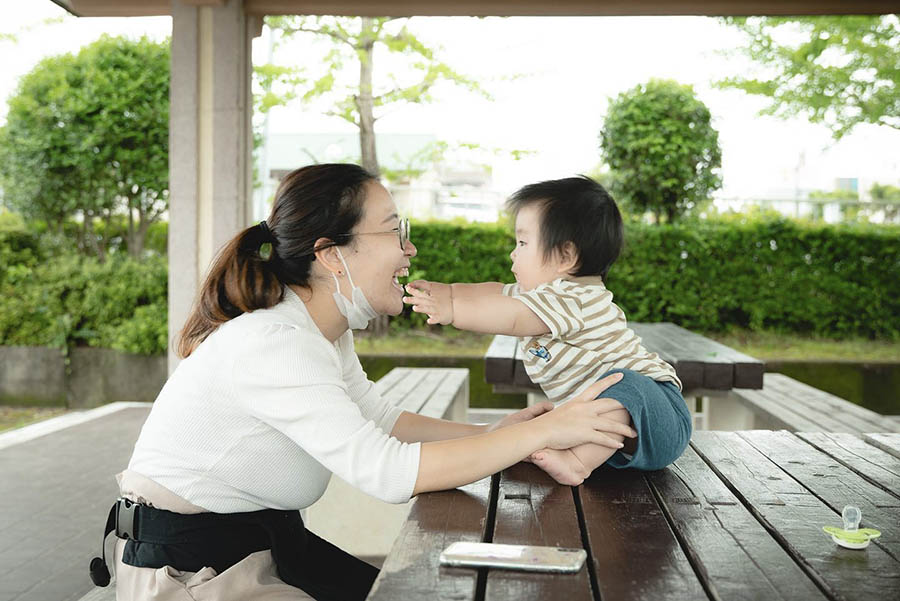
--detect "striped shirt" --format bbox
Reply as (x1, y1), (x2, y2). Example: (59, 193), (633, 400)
(502, 277), (681, 404)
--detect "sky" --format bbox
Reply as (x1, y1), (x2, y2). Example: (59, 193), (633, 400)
(2, 3), (898, 200)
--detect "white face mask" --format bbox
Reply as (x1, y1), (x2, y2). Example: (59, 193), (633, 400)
(331, 249), (378, 330)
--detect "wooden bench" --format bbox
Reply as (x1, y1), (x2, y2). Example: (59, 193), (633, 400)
(78, 367), (470, 601)
(732, 373), (900, 434)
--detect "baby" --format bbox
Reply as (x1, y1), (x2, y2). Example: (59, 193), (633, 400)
(404, 176), (692, 485)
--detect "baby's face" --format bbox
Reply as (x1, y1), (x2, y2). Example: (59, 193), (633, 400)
(509, 204), (570, 291)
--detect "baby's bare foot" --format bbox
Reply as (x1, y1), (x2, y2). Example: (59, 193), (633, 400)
(531, 449), (589, 486)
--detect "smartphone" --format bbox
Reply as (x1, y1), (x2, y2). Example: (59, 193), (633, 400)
(439, 541), (587, 573)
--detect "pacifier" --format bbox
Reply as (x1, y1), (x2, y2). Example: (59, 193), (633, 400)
(822, 505), (881, 550)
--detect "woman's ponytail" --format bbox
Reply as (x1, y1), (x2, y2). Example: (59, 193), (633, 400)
(176, 222), (282, 358)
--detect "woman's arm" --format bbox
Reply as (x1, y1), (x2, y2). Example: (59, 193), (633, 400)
(391, 412), (486, 442)
(411, 376), (635, 495)
(390, 402), (555, 443)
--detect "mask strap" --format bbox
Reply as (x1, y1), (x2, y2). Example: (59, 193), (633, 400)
(336, 249), (356, 289)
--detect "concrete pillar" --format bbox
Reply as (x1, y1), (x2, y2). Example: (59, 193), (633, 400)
(168, 0), (258, 372)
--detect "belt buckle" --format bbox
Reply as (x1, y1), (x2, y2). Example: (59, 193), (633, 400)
(116, 498), (137, 540)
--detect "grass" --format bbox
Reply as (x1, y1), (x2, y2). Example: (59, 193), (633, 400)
(354, 329), (494, 357)
(705, 330), (900, 362)
(354, 327), (900, 362)
(0, 406), (68, 433)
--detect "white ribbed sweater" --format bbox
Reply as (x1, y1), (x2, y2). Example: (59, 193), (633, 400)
(128, 288), (420, 512)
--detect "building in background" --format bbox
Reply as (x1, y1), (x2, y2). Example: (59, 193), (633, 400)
(256, 133), (505, 223)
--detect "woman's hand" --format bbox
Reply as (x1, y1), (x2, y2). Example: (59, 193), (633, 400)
(485, 402), (555, 433)
(486, 370), (627, 434)
(403, 280), (454, 325)
(535, 375), (637, 451)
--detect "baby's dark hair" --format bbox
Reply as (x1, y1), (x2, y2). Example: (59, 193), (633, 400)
(506, 175), (624, 280)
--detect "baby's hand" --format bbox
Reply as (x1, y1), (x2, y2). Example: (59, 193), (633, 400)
(403, 281), (453, 325)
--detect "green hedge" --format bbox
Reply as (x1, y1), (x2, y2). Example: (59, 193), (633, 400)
(1, 217), (897, 356)
(399, 218), (900, 340)
(605, 219), (900, 340)
(0, 251), (167, 356)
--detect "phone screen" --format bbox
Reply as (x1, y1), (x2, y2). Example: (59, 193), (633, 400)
(439, 542), (587, 573)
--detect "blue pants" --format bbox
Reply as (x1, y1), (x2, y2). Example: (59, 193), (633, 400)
(596, 368), (692, 471)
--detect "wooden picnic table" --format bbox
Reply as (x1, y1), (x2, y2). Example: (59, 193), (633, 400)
(367, 430), (900, 601)
(484, 322), (765, 394)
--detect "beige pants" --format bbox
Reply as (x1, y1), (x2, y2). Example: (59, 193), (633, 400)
(114, 470), (314, 601)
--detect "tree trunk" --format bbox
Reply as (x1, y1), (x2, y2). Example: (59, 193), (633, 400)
(666, 205), (677, 224)
(128, 201), (150, 259)
(84, 211), (105, 263)
(127, 199), (137, 258)
(356, 18), (389, 335)
(357, 18), (379, 177)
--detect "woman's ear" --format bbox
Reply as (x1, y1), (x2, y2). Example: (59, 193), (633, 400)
(313, 239), (343, 276)
(558, 241), (579, 275)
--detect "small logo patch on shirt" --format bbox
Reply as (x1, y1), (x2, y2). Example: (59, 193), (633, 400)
(527, 342), (552, 362)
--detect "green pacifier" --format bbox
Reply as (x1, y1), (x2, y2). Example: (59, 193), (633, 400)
(823, 506), (882, 550)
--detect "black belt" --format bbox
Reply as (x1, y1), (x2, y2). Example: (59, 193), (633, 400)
(89, 498), (377, 601)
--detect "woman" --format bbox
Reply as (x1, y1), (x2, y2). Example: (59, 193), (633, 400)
(90, 164), (635, 601)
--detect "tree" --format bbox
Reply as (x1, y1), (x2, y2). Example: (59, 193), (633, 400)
(0, 35), (169, 259)
(261, 16), (489, 176)
(717, 16), (900, 140)
(869, 182), (900, 221)
(600, 79), (722, 224)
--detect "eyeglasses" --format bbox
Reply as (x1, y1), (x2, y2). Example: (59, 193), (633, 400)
(312, 218), (410, 255)
(350, 218), (410, 250)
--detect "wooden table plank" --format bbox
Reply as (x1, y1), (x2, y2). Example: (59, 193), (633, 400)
(764, 375), (898, 433)
(797, 432), (900, 498)
(578, 466), (707, 601)
(381, 368), (430, 408)
(654, 323), (735, 390)
(397, 369), (449, 413)
(485, 335), (518, 385)
(420, 369), (469, 420)
(647, 443), (828, 600)
(732, 387), (827, 431)
(366, 476), (493, 601)
(864, 433), (900, 460)
(374, 367), (408, 395)
(485, 463), (592, 601)
(512, 339), (537, 389)
(691, 431), (900, 601)
(739, 431), (900, 558)
(657, 323), (764, 389)
(630, 323), (704, 391)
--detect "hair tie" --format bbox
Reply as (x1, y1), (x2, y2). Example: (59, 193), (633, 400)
(258, 220), (274, 242)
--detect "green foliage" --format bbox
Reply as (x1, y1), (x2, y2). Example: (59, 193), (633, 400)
(0, 228), (43, 284)
(0, 253), (168, 355)
(605, 219), (900, 340)
(870, 183), (900, 201)
(717, 16), (900, 139)
(394, 218), (900, 340)
(809, 189), (859, 200)
(0, 35), (169, 259)
(600, 79), (722, 223)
